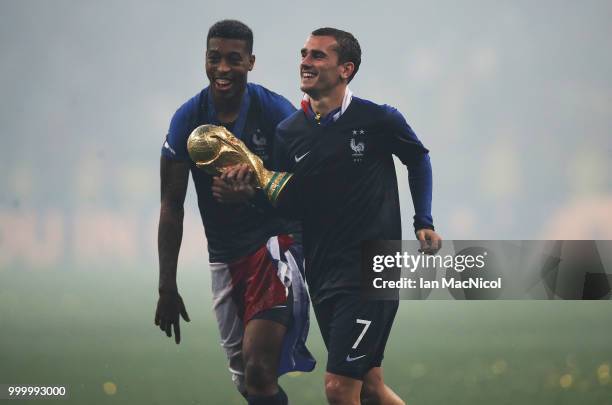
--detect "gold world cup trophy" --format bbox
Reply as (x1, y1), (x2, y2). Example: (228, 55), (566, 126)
(187, 124), (293, 206)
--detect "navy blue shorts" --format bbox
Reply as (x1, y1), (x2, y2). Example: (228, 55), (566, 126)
(313, 294), (399, 380)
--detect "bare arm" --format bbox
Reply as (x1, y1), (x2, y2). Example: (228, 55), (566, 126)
(155, 156), (191, 343)
(158, 156), (189, 292)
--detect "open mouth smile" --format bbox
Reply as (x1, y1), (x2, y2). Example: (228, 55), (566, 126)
(301, 71), (317, 80)
(214, 78), (233, 90)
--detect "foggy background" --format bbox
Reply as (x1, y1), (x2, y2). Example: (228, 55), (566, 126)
(1, 1), (612, 404)
(1, 0), (611, 272)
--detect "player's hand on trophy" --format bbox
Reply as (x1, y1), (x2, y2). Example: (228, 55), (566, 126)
(416, 229), (442, 255)
(154, 291), (190, 344)
(212, 163), (255, 203)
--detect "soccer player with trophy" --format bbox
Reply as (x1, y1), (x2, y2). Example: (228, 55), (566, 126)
(155, 20), (314, 405)
(192, 27), (441, 405)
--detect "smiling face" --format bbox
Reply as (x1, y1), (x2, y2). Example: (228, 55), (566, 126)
(300, 35), (353, 99)
(206, 37), (255, 102)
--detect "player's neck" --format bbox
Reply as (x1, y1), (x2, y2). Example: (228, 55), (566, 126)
(309, 85), (346, 117)
(212, 88), (245, 123)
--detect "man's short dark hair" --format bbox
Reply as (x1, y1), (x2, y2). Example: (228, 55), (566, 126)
(207, 19), (253, 54)
(311, 27), (361, 82)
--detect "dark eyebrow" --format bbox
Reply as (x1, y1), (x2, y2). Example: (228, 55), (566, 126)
(206, 50), (244, 59)
(301, 48), (327, 58)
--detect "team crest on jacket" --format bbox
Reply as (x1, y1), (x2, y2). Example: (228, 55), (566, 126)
(251, 128), (268, 161)
(350, 129), (366, 162)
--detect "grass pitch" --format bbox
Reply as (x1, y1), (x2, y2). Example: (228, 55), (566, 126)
(1, 268), (610, 404)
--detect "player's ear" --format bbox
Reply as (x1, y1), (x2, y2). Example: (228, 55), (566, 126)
(340, 62), (354, 81)
(248, 54), (255, 71)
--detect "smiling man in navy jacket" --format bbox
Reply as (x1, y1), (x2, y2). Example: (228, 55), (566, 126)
(221, 27), (441, 405)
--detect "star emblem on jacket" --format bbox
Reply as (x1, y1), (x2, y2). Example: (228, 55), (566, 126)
(350, 129), (366, 162)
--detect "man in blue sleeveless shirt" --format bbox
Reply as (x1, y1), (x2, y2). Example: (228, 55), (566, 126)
(155, 20), (314, 405)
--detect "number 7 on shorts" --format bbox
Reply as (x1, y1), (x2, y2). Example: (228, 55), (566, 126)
(352, 319), (372, 349)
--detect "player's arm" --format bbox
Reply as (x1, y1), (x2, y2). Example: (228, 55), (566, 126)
(221, 127), (305, 220)
(384, 107), (442, 253)
(408, 153), (442, 253)
(271, 127), (294, 173)
(155, 155), (191, 344)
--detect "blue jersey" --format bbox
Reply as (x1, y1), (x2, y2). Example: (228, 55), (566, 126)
(162, 83), (299, 262)
(274, 97), (434, 303)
